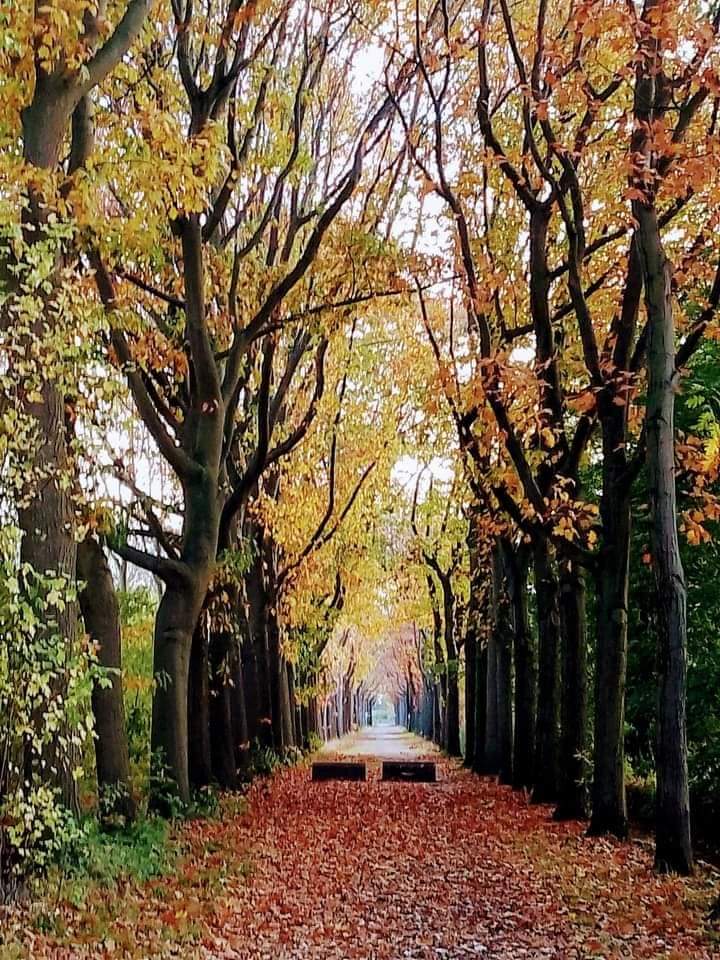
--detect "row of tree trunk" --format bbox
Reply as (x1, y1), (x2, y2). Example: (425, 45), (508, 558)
(402, 463), (692, 878)
(80, 515), (378, 816)
(404, 528), (588, 817)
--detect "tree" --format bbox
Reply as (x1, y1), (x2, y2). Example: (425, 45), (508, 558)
(0, 0), (152, 814)
(88, 0), (406, 804)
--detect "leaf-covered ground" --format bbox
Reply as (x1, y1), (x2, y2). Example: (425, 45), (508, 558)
(3, 730), (719, 959)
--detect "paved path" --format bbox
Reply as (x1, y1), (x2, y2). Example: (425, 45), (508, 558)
(321, 724), (438, 760)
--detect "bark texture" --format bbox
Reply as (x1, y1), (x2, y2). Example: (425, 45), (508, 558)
(638, 203), (693, 874)
(77, 536), (136, 823)
(556, 559), (588, 820)
(532, 540), (561, 803)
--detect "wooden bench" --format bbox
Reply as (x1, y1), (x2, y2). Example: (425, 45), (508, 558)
(311, 761), (366, 782)
(381, 760), (437, 783)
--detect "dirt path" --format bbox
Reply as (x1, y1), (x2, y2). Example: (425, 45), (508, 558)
(9, 731), (719, 959)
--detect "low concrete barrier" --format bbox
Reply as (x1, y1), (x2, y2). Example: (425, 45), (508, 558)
(381, 761), (437, 783)
(311, 761), (367, 781)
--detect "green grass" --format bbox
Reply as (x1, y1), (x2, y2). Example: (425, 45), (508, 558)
(57, 815), (172, 899)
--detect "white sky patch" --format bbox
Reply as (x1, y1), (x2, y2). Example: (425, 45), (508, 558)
(391, 454), (455, 498)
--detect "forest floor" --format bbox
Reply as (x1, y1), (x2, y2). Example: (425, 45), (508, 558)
(3, 728), (720, 959)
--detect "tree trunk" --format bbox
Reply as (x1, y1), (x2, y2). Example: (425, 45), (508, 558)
(209, 627), (239, 789)
(484, 621), (500, 775)
(231, 654), (250, 773)
(150, 476), (218, 808)
(18, 382), (80, 816)
(287, 662), (301, 747)
(532, 539), (561, 803)
(77, 536), (135, 824)
(506, 546), (535, 791)
(425, 685), (432, 738)
(591, 412), (632, 837)
(493, 546), (514, 784)
(432, 682), (442, 745)
(464, 629), (477, 767)
(464, 513), (483, 766)
(244, 554), (273, 748)
(299, 701), (310, 749)
(639, 203), (693, 875)
(343, 675), (353, 735)
(445, 667), (461, 756)
(150, 581), (202, 809)
(556, 558), (588, 820)
(16, 19), (149, 815)
(279, 654), (295, 749)
(439, 571), (461, 757)
(473, 643), (488, 775)
(428, 576), (446, 746)
(266, 602), (285, 751)
(240, 628), (262, 745)
(18, 49), (85, 827)
(18, 0), (149, 818)
(188, 617), (212, 790)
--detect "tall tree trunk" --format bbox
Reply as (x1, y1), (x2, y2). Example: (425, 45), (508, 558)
(484, 621), (500, 775)
(464, 629), (477, 767)
(432, 682), (442, 746)
(506, 546), (535, 791)
(150, 578), (205, 808)
(638, 203), (693, 875)
(439, 572), (461, 757)
(188, 617), (212, 789)
(77, 536), (135, 823)
(493, 546), (514, 784)
(244, 553), (273, 748)
(18, 386), (79, 816)
(240, 629), (262, 745)
(473, 643), (488, 775)
(231, 653), (250, 773)
(428, 576), (446, 746)
(17, 0), (150, 821)
(343, 674), (353, 735)
(279, 654), (295, 749)
(591, 410), (632, 836)
(556, 558), (588, 820)
(299, 701), (310, 749)
(464, 514), (482, 767)
(426, 683), (433, 738)
(532, 539), (561, 803)
(287, 662), (300, 747)
(266, 600), (285, 751)
(209, 626), (239, 789)
(149, 218), (224, 809)
(151, 485), (219, 807)
(445, 668), (461, 756)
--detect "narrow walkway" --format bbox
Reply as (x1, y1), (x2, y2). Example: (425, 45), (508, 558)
(320, 724), (436, 760)
(15, 731), (717, 958)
